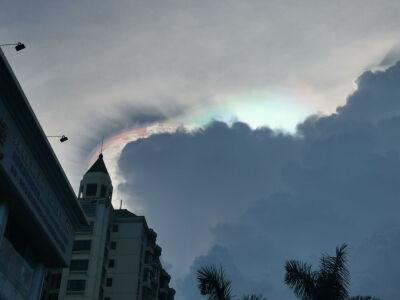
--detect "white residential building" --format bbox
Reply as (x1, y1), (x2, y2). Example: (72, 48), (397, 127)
(41, 154), (175, 300)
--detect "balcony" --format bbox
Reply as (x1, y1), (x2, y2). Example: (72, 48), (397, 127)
(81, 203), (97, 217)
(76, 223), (93, 234)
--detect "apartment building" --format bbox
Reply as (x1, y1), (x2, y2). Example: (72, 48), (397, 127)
(41, 154), (175, 300)
(0, 49), (87, 300)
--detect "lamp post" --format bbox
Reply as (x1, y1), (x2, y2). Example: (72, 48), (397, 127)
(47, 135), (69, 143)
(0, 42), (26, 51)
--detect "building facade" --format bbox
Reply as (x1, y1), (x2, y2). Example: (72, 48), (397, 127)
(42, 154), (175, 300)
(0, 49), (87, 300)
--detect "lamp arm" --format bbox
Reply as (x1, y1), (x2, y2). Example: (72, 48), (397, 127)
(0, 43), (20, 47)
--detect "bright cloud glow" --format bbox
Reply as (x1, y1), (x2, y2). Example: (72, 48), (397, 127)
(90, 86), (323, 210)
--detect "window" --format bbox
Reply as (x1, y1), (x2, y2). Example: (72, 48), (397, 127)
(100, 184), (107, 197)
(106, 278), (113, 287)
(78, 185), (83, 198)
(112, 224), (119, 232)
(70, 259), (89, 271)
(67, 280), (86, 292)
(73, 240), (91, 251)
(104, 298), (111, 300)
(77, 221), (94, 233)
(50, 274), (62, 289)
(86, 184), (97, 196)
(108, 259), (115, 268)
(110, 241), (116, 250)
(48, 294), (59, 300)
(143, 268), (151, 282)
(145, 251), (153, 264)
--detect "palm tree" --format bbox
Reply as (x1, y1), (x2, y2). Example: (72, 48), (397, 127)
(284, 244), (380, 300)
(241, 295), (267, 300)
(197, 265), (266, 300)
(197, 265), (233, 300)
(349, 297), (380, 300)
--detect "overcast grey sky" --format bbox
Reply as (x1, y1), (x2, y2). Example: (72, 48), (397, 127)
(2, 1), (400, 299)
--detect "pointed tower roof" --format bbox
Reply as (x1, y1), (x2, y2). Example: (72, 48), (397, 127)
(86, 153), (109, 175)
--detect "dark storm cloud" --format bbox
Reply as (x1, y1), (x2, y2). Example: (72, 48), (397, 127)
(118, 61), (400, 299)
(178, 245), (273, 299)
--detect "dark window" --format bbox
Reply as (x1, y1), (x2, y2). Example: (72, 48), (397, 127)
(72, 240), (91, 251)
(78, 185), (83, 198)
(104, 297), (111, 300)
(70, 259), (89, 271)
(100, 184), (107, 197)
(110, 241), (116, 250)
(112, 224), (119, 232)
(106, 278), (113, 287)
(108, 259), (115, 268)
(145, 251), (152, 264)
(50, 273), (62, 289)
(78, 221), (94, 233)
(86, 184), (97, 196)
(67, 280), (86, 291)
(48, 294), (59, 300)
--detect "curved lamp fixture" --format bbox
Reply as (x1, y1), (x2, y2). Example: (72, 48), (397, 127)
(0, 42), (26, 51)
(47, 135), (69, 143)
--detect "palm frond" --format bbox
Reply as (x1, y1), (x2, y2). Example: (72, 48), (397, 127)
(197, 265), (232, 300)
(350, 296), (381, 300)
(317, 244), (350, 300)
(241, 294), (267, 300)
(284, 260), (316, 300)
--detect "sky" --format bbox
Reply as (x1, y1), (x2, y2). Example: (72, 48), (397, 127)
(2, 1), (400, 299)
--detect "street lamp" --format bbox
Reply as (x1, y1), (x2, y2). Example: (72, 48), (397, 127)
(47, 135), (69, 143)
(0, 42), (26, 51)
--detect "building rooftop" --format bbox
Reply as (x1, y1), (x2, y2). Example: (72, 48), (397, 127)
(86, 153), (109, 174)
(114, 209), (137, 218)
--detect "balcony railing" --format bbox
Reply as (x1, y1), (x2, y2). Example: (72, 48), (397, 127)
(81, 203), (97, 217)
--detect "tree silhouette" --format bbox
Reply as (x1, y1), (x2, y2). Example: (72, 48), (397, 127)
(197, 265), (232, 300)
(241, 295), (267, 300)
(349, 297), (380, 300)
(284, 244), (380, 300)
(197, 265), (266, 300)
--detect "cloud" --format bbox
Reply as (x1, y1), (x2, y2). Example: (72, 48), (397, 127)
(378, 44), (400, 69)
(3, 0), (400, 168)
(118, 122), (298, 277)
(55, 104), (174, 192)
(178, 245), (274, 299)
(3, 0), (400, 202)
(117, 61), (400, 299)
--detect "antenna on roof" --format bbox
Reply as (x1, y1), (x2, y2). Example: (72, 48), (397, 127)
(100, 136), (104, 154)
(120, 199), (122, 210)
